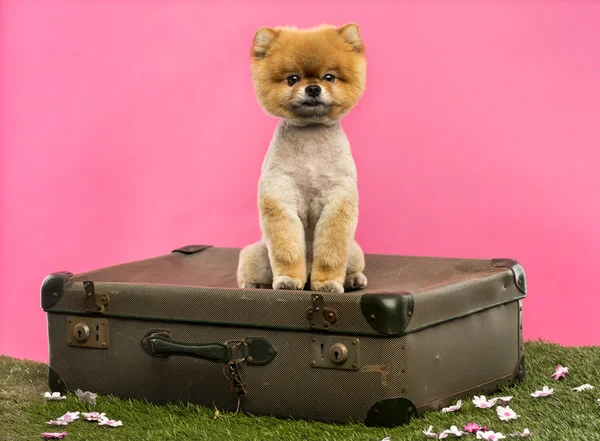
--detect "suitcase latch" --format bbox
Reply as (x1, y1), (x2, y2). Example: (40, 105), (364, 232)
(306, 294), (338, 330)
(83, 281), (110, 314)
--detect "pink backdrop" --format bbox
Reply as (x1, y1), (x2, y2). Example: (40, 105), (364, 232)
(2, 2), (599, 361)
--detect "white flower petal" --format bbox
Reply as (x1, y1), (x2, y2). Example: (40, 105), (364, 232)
(98, 419), (123, 427)
(44, 392), (66, 401)
(423, 426), (438, 438)
(572, 384), (594, 392)
(46, 420), (69, 426)
(442, 400), (462, 413)
(75, 389), (98, 405)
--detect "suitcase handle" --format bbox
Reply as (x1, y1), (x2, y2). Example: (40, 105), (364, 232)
(141, 331), (231, 363)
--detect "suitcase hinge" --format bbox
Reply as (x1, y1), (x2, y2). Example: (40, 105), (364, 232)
(83, 281), (110, 314)
(306, 294), (338, 331)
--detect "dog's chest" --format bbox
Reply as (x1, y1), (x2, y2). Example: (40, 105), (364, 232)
(261, 122), (357, 226)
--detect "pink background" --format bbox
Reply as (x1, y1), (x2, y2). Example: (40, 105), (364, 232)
(2, 2), (599, 362)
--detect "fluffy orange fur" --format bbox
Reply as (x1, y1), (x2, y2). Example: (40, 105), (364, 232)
(250, 23), (366, 123)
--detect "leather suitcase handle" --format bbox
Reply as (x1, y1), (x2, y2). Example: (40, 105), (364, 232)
(141, 331), (231, 362)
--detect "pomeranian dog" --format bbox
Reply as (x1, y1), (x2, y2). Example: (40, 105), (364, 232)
(237, 23), (367, 293)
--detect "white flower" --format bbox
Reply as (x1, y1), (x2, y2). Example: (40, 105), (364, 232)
(44, 392), (66, 401)
(476, 431), (506, 440)
(530, 386), (554, 397)
(380, 438), (391, 441)
(59, 412), (80, 422)
(496, 405), (518, 421)
(442, 400), (463, 413)
(75, 389), (97, 405)
(47, 411), (79, 427)
(82, 412), (106, 422)
(473, 395), (496, 408)
(519, 428), (532, 437)
(439, 426), (463, 438)
(423, 426), (438, 438)
(572, 384), (594, 392)
(98, 418), (123, 427)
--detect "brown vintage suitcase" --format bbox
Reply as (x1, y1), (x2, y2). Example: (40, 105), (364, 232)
(42, 245), (526, 427)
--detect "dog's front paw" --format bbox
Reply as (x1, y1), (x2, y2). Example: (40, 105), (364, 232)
(311, 280), (345, 293)
(273, 276), (304, 291)
(344, 272), (367, 290)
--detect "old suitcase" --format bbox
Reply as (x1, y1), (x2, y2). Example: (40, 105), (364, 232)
(42, 245), (526, 427)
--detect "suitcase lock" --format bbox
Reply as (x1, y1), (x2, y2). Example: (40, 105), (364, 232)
(67, 316), (109, 349)
(311, 336), (359, 371)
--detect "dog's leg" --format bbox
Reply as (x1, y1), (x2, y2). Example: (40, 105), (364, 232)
(344, 240), (367, 290)
(259, 196), (306, 290)
(237, 241), (273, 288)
(311, 196), (358, 293)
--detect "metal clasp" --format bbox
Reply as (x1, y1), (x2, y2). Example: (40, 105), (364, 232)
(83, 281), (110, 314)
(306, 294), (338, 330)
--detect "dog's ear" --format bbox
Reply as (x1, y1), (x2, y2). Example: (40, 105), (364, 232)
(338, 23), (364, 53)
(252, 27), (279, 60)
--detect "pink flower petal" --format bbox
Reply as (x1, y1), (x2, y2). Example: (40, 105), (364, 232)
(41, 433), (68, 440)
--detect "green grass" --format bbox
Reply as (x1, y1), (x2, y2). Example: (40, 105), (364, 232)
(1, 341), (599, 440)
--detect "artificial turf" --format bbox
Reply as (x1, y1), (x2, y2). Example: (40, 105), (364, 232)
(1, 341), (599, 441)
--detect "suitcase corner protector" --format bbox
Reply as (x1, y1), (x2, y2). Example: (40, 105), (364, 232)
(360, 292), (414, 335)
(491, 258), (527, 294)
(514, 354), (526, 383)
(365, 397), (418, 427)
(41, 272), (73, 310)
(48, 365), (68, 394)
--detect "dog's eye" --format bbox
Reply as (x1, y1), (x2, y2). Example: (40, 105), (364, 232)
(287, 75), (300, 86)
(324, 74), (336, 83)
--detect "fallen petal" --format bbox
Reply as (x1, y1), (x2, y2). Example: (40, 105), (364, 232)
(477, 431), (506, 440)
(442, 400), (462, 413)
(531, 386), (554, 397)
(98, 419), (123, 427)
(41, 433), (68, 440)
(496, 405), (518, 421)
(473, 395), (496, 408)
(75, 389), (98, 405)
(43, 392), (66, 401)
(46, 420), (69, 427)
(423, 426), (438, 438)
(572, 384), (594, 392)
(82, 412), (106, 422)
(58, 412), (80, 422)
(551, 364), (569, 380)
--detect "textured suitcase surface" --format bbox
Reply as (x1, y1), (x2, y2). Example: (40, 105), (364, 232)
(42, 245), (526, 427)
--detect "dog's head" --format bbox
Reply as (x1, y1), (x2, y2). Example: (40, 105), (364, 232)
(250, 23), (366, 125)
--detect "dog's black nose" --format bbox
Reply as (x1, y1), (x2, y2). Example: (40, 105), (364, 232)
(305, 85), (321, 98)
